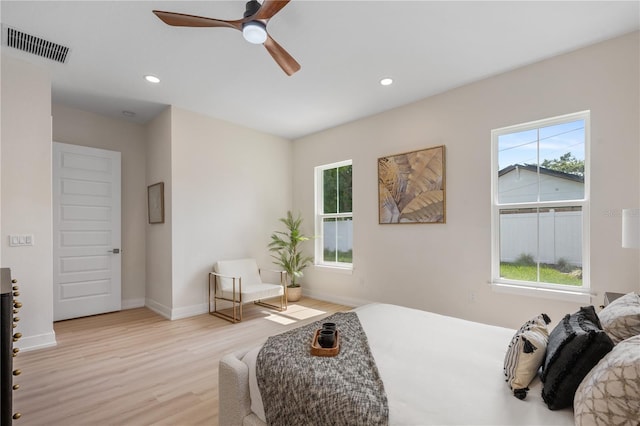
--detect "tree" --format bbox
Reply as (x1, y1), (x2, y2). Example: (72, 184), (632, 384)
(323, 165), (352, 213)
(541, 152), (584, 177)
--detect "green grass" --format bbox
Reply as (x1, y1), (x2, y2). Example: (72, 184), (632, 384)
(323, 249), (353, 263)
(500, 263), (582, 286)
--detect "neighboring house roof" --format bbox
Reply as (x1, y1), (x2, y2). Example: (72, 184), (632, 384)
(498, 164), (584, 183)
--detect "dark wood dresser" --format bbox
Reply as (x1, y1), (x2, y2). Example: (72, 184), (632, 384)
(1, 267), (21, 423)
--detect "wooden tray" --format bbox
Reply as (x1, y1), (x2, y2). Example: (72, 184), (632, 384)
(310, 329), (340, 357)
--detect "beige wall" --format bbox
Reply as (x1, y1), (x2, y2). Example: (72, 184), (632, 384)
(293, 31), (640, 329)
(145, 107), (173, 315)
(167, 106), (292, 318)
(144, 106), (292, 319)
(1, 55), (55, 349)
(51, 104), (147, 308)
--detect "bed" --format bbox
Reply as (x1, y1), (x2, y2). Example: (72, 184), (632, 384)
(219, 303), (579, 425)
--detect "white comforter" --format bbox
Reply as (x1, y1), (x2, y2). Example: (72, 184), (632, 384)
(244, 303), (574, 425)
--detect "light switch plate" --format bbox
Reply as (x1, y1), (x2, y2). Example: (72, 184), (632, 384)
(8, 234), (34, 246)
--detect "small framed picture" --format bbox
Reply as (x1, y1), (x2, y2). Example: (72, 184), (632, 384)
(147, 182), (165, 224)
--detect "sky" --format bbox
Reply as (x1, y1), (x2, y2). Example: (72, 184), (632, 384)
(497, 119), (585, 170)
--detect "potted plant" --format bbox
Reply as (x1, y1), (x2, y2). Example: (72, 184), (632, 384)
(268, 211), (313, 302)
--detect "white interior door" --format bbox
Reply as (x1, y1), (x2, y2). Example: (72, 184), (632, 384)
(53, 142), (121, 321)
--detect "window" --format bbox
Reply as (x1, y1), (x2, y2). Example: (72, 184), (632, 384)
(491, 111), (590, 300)
(315, 160), (353, 268)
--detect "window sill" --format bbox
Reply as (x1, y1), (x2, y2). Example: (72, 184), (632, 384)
(313, 264), (353, 275)
(491, 282), (593, 304)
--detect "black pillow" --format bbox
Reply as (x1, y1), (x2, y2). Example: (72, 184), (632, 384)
(541, 305), (614, 410)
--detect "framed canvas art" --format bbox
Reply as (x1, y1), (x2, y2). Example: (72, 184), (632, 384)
(378, 145), (446, 224)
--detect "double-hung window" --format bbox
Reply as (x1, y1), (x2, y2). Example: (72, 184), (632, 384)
(491, 111), (590, 302)
(315, 160), (353, 269)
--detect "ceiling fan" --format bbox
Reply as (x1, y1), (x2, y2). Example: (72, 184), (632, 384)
(153, 0), (300, 76)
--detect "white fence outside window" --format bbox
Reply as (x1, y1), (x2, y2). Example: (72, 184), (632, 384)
(500, 210), (582, 266)
(323, 220), (353, 252)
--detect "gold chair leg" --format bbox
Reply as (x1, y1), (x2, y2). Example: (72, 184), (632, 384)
(254, 295), (287, 312)
(209, 273), (242, 323)
(211, 296), (241, 323)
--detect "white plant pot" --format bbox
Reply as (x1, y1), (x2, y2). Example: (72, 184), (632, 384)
(287, 286), (302, 302)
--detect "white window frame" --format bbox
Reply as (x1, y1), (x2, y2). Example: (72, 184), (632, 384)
(490, 111), (591, 303)
(314, 160), (353, 271)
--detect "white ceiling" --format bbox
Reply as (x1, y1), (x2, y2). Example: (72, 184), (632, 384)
(1, 1), (639, 139)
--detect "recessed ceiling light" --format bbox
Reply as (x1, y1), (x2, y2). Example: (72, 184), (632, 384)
(144, 75), (160, 84)
(380, 77), (393, 86)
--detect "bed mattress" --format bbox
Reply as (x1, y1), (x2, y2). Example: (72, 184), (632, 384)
(242, 303), (574, 425)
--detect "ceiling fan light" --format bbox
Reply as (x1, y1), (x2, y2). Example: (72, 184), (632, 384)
(242, 21), (267, 44)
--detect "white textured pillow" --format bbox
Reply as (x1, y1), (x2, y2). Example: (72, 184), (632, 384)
(574, 334), (640, 425)
(598, 292), (640, 344)
(504, 313), (551, 399)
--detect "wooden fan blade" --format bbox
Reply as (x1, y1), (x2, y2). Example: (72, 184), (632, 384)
(264, 35), (300, 76)
(153, 10), (242, 30)
(254, 0), (291, 21)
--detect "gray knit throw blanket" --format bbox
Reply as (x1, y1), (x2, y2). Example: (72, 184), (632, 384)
(256, 311), (389, 426)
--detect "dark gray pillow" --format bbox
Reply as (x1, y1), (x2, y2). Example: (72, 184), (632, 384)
(541, 306), (614, 410)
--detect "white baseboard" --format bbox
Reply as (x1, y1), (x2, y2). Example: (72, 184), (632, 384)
(147, 291), (357, 321)
(302, 289), (372, 308)
(169, 303), (208, 320)
(144, 297), (172, 319)
(122, 298), (145, 310)
(144, 298), (208, 320)
(17, 331), (57, 352)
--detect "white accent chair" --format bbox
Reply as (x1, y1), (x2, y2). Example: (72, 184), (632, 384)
(209, 258), (287, 323)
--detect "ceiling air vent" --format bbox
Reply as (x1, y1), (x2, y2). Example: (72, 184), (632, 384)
(5, 27), (70, 63)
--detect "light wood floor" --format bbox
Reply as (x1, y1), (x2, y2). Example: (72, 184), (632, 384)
(13, 298), (351, 425)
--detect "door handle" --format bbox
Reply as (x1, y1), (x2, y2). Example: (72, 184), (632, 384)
(108, 248), (120, 254)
